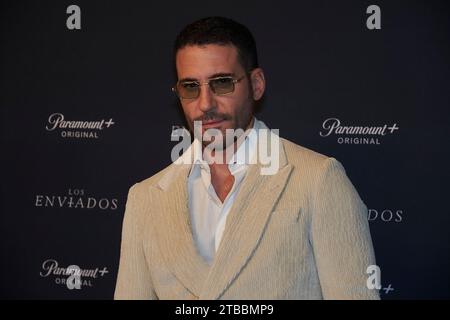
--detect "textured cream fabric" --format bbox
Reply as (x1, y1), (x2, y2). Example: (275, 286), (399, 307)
(114, 125), (380, 300)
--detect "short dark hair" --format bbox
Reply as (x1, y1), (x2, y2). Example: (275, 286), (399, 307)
(174, 16), (258, 73)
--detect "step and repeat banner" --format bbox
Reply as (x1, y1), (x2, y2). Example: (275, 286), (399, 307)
(1, 0), (449, 299)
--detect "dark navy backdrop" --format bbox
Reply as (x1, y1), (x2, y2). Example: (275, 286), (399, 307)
(1, 0), (449, 299)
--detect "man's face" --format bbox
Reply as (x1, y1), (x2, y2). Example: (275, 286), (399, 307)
(175, 44), (257, 148)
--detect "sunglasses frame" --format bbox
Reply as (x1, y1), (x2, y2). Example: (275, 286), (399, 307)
(172, 74), (247, 100)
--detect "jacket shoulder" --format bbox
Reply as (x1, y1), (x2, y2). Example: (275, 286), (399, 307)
(280, 137), (352, 191)
(281, 138), (334, 170)
(129, 162), (177, 194)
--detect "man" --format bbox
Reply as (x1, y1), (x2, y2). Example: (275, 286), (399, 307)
(114, 16), (379, 300)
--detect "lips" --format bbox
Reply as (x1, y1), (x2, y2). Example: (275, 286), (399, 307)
(202, 119), (224, 128)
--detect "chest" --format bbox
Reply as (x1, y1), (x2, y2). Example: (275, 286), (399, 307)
(210, 172), (235, 203)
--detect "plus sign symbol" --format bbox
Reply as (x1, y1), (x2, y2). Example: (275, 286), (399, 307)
(387, 123), (399, 134)
(382, 284), (394, 294)
(105, 119), (115, 128)
(99, 267), (109, 277)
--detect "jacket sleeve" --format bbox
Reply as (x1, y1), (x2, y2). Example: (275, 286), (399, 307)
(310, 158), (380, 300)
(114, 183), (158, 300)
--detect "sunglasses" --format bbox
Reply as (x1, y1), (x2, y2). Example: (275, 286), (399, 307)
(172, 74), (246, 100)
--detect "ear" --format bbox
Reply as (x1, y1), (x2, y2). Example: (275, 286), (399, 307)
(249, 68), (266, 101)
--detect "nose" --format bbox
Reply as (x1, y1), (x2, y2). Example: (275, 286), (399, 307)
(197, 83), (215, 113)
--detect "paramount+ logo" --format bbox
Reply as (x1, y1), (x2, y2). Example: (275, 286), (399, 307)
(319, 118), (399, 145)
(39, 259), (109, 289)
(45, 113), (115, 139)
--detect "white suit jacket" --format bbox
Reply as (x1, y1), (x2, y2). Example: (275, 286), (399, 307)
(114, 124), (379, 300)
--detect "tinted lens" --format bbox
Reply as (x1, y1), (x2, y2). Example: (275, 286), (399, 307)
(178, 81), (200, 99)
(210, 77), (234, 95)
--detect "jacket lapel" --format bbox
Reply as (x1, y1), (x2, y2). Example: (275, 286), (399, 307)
(148, 162), (210, 298)
(199, 133), (293, 299)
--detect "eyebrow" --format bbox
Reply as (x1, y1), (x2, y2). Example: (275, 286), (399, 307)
(178, 72), (236, 83)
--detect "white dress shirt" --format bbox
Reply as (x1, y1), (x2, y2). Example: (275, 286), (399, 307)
(187, 118), (260, 265)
